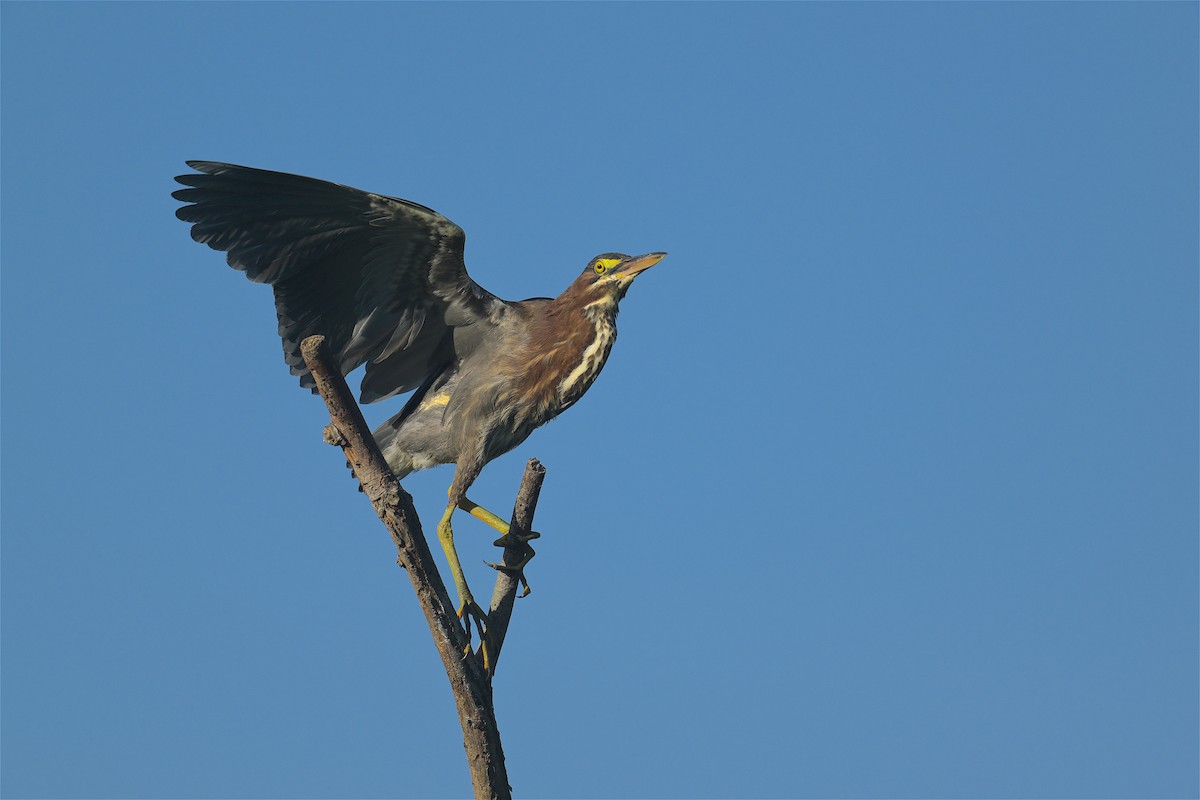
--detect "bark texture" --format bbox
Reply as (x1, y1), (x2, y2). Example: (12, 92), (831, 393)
(301, 334), (545, 800)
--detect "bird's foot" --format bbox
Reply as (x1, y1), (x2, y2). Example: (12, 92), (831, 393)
(486, 529), (539, 597)
(492, 529), (540, 548)
(457, 599), (492, 672)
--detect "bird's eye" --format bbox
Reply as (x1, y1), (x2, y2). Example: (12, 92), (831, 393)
(594, 263), (607, 275)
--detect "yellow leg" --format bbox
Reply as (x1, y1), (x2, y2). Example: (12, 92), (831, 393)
(436, 502), (490, 672)
(456, 496), (510, 536)
(436, 503), (475, 609)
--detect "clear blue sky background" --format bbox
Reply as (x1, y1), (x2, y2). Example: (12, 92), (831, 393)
(2, 3), (1196, 798)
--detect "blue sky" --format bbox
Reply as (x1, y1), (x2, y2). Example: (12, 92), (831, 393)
(2, 2), (1196, 798)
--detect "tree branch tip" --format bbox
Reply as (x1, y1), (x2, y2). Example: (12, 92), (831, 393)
(300, 334), (327, 357)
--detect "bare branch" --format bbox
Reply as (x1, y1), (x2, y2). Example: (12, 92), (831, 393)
(483, 459), (546, 673)
(300, 335), (511, 800)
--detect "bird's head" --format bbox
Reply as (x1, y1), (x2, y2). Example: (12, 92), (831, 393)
(568, 251), (667, 304)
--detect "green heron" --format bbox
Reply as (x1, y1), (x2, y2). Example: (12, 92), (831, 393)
(173, 161), (664, 648)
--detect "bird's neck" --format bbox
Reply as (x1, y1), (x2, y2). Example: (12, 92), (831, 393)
(556, 296), (618, 403)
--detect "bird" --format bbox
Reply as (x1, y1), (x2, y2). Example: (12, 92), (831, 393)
(172, 161), (665, 651)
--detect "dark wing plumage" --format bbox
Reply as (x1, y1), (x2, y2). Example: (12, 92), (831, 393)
(173, 161), (506, 402)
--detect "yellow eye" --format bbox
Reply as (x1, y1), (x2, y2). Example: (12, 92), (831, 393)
(593, 258), (619, 275)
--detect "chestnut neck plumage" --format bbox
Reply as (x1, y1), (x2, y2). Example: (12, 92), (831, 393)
(514, 280), (623, 428)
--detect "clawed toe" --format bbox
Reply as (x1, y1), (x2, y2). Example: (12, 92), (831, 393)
(485, 548), (536, 598)
(457, 601), (492, 672)
(492, 529), (540, 548)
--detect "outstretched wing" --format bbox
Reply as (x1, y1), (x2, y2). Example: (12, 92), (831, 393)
(173, 161), (506, 402)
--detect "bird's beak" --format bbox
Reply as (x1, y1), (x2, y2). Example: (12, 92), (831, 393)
(616, 252), (667, 279)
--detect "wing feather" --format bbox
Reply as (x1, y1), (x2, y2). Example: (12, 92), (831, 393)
(173, 161), (506, 400)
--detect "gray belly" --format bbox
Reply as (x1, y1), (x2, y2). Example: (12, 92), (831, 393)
(372, 401), (458, 477)
(371, 383), (544, 479)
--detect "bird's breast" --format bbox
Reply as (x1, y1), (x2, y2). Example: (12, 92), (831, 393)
(510, 300), (619, 429)
(555, 310), (616, 405)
